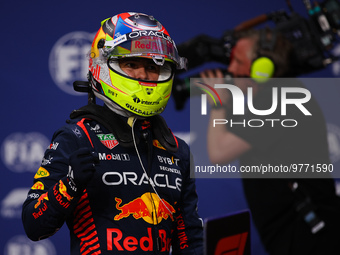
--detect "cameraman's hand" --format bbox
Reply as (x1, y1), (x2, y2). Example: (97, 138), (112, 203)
(200, 69), (231, 105)
(200, 68), (224, 79)
(67, 147), (99, 194)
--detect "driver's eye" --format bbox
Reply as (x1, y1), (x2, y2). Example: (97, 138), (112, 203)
(146, 64), (160, 73)
(122, 62), (137, 69)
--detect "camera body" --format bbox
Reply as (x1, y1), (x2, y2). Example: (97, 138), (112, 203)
(173, 0), (340, 110)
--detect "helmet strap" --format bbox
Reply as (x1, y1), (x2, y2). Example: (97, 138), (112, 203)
(72, 80), (97, 105)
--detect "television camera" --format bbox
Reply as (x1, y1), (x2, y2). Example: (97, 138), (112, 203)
(172, 0), (340, 110)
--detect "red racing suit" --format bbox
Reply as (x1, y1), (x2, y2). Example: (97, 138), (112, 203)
(22, 110), (203, 255)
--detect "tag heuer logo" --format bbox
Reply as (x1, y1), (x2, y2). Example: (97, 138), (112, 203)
(97, 134), (119, 149)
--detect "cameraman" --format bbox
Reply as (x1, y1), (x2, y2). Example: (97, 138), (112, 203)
(200, 28), (340, 255)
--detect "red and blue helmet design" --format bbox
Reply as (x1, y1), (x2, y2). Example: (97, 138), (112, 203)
(88, 12), (187, 117)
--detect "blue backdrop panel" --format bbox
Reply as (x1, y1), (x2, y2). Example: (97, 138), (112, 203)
(1, 1), (340, 255)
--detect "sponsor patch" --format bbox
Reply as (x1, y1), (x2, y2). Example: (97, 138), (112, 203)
(59, 180), (73, 201)
(153, 139), (165, 150)
(34, 192), (49, 209)
(114, 193), (175, 224)
(97, 133), (119, 149)
(34, 167), (50, 179)
(49, 142), (59, 150)
(31, 181), (44, 190)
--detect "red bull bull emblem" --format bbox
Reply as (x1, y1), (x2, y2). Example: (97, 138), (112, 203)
(153, 139), (166, 150)
(34, 192), (49, 209)
(33, 192), (49, 219)
(59, 180), (73, 201)
(114, 193), (175, 224)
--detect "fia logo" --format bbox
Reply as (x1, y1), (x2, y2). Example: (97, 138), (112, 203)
(49, 31), (95, 95)
(1, 132), (49, 172)
(4, 235), (56, 255)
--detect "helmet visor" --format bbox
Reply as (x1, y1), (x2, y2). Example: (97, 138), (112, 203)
(104, 34), (187, 69)
(108, 57), (174, 83)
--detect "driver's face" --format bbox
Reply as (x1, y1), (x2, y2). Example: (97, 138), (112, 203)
(119, 58), (160, 81)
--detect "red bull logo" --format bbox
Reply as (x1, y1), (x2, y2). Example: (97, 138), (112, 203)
(134, 41), (164, 51)
(107, 227), (171, 252)
(153, 139), (166, 150)
(114, 197), (151, 220)
(59, 180), (73, 201)
(114, 193), (175, 224)
(89, 58), (101, 80)
(157, 199), (175, 221)
(34, 192), (49, 209)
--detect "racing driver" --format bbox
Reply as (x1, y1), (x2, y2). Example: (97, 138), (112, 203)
(22, 12), (203, 255)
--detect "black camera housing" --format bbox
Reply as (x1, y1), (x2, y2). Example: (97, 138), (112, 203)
(172, 0), (340, 110)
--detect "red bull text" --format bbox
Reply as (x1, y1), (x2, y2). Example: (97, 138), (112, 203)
(107, 227), (171, 252)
